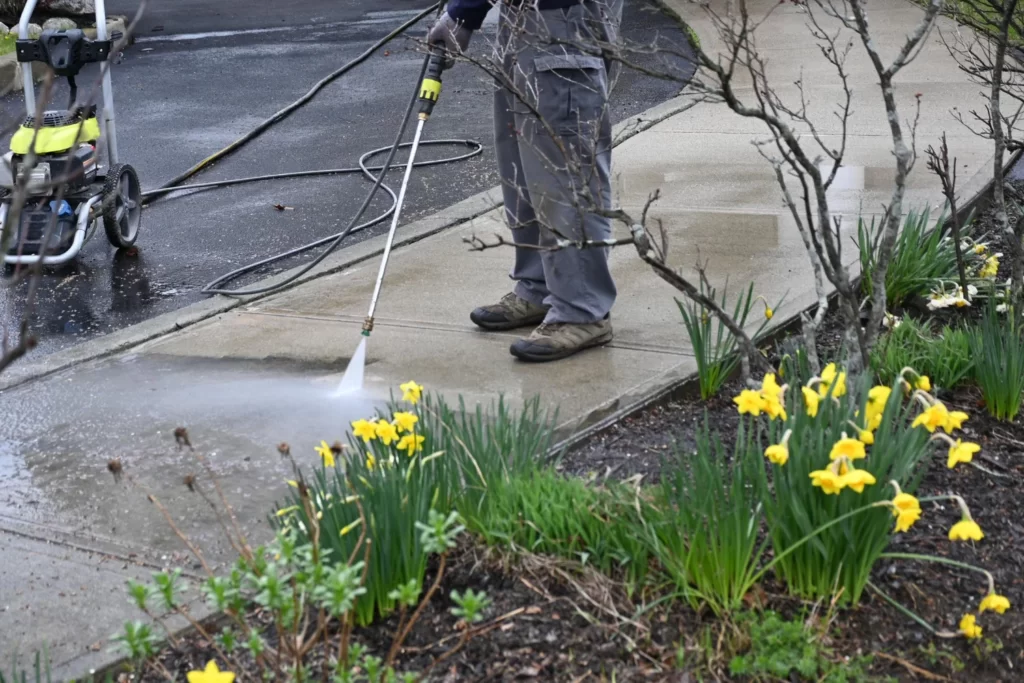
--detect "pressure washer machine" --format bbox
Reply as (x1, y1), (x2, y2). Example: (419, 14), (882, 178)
(2, 0), (140, 265)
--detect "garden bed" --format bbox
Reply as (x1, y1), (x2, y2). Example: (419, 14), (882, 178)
(94, 193), (1024, 682)
(564, 373), (1024, 681)
(120, 296), (1023, 683)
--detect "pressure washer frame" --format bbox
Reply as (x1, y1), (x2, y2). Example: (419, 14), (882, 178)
(2, 0), (139, 266)
(20, 0), (120, 166)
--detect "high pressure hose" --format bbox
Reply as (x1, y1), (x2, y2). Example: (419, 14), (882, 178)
(137, 3), (483, 298)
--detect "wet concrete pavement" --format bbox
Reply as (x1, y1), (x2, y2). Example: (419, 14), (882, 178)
(0, 353), (390, 674)
(0, 0), (691, 358)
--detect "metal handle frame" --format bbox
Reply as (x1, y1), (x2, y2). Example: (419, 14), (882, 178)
(17, 0), (119, 166)
(2, 194), (101, 264)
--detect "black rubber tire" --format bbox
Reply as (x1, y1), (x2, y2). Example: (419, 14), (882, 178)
(102, 163), (142, 249)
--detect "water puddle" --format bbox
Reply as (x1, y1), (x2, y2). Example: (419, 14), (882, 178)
(0, 355), (386, 560)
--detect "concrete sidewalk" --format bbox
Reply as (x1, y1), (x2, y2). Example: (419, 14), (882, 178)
(0, 0), (999, 676)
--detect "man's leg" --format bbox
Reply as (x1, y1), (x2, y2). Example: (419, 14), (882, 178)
(508, 1), (620, 361)
(469, 6), (550, 331)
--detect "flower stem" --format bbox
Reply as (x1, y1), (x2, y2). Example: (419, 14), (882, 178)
(880, 552), (995, 592)
(866, 580), (937, 634)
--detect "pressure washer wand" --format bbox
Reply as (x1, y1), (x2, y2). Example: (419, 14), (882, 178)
(335, 49), (447, 395)
(361, 49), (446, 337)
(335, 50), (446, 396)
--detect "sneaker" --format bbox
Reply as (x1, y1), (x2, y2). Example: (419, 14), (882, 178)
(470, 292), (549, 331)
(510, 318), (613, 362)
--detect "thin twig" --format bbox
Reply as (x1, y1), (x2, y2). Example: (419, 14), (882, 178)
(384, 552), (448, 672)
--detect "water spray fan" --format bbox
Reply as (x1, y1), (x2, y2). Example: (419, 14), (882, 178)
(336, 48), (446, 396)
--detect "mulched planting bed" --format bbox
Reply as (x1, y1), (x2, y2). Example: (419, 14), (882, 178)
(560, 298), (1024, 679)
(148, 546), (690, 682)
(564, 375), (1024, 681)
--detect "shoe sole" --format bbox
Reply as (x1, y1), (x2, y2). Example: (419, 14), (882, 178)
(470, 310), (547, 331)
(509, 331), (613, 363)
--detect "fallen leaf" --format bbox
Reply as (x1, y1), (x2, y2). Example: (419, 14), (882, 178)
(524, 606), (542, 615)
(272, 204), (294, 211)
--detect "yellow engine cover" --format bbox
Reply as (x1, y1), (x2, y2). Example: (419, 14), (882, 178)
(10, 118), (101, 155)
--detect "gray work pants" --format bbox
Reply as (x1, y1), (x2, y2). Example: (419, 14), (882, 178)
(493, 0), (621, 324)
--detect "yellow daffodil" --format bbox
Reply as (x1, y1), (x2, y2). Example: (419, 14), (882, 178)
(340, 518), (362, 537)
(819, 363), (847, 398)
(858, 429), (875, 445)
(894, 506), (922, 533)
(400, 380), (424, 404)
(947, 439), (980, 469)
(944, 411), (969, 434)
(829, 436), (866, 461)
(979, 255), (1000, 279)
(286, 480), (298, 488)
(761, 373), (783, 401)
(765, 443), (789, 466)
(979, 593), (1011, 614)
(912, 402), (950, 433)
(915, 375), (931, 391)
(868, 385), (892, 407)
(765, 306), (774, 320)
(187, 661), (235, 683)
(763, 395), (787, 421)
(392, 411), (419, 433)
(352, 419), (377, 443)
(949, 519), (984, 542)
(973, 243), (988, 255)
(801, 386), (820, 417)
(865, 385), (891, 429)
(959, 614), (983, 639)
(375, 419), (399, 446)
(398, 433), (426, 456)
(810, 469), (844, 495)
(315, 440), (336, 468)
(837, 468), (876, 494)
(366, 453), (377, 471)
(733, 389), (765, 416)
(892, 492), (919, 511)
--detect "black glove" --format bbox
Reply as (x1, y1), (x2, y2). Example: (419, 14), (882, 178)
(426, 12), (473, 69)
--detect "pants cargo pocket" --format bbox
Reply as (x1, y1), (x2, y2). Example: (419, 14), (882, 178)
(531, 53), (607, 139)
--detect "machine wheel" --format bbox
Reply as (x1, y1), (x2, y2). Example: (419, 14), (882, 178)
(102, 163), (142, 249)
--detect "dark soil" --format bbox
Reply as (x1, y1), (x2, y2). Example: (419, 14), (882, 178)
(146, 545), (695, 682)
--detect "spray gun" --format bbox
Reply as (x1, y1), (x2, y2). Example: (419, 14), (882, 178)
(360, 46), (447, 338)
(416, 49), (446, 121)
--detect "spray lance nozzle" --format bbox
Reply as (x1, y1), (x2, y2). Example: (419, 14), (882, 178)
(417, 45), (447, 120)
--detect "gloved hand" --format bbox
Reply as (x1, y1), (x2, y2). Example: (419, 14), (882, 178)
(426, 12), (473, 69)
